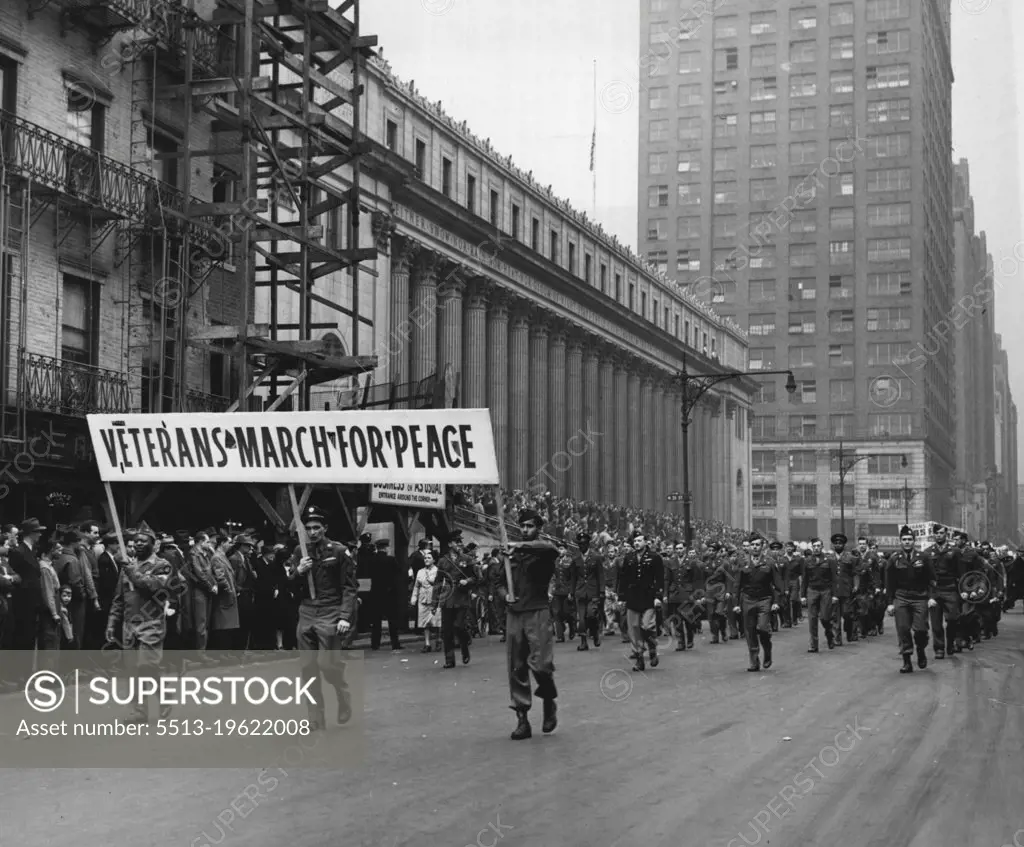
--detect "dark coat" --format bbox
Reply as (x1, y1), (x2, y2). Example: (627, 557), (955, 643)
(8, 542), (42, 616)
(570, 548), (605, 600)
(617, 548), (665, 612)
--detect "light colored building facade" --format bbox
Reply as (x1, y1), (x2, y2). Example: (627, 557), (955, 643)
(992, 335), (1019, 543)
(637, 0), (956, 542)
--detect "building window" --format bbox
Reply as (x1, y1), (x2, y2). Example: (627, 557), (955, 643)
(615, 273), (622, 301)
(713, 249), (740, 272)
(868, 237), (911, 262)
(869, 376), (912, 405)
(750, 178), (776, 202)
(641, 291), (648, 317)
(790, 108), (817, 132)
(753, 451), (776, 473)
(788, 346), (814, 368)
(829, 275), (854, 299)
(647, 250), (668, 273)
(584, 253), (593, 283)
(714, 113), (738, 137)
(753, 484), (778, 508)
(568, 242), (577, 273)
(650, 21), (670, 43)
(788, 175), (819, 202)
(751, 415), (777, 439)
(866, 306), (910, 331)
(830, 208), (854, 230)
(678, 52), (701, 74)
(466, 174), (477, 213)
(868, 167), (911, 192)
(648, 152), (668, 176)
(715, 148), (738, 172)
(713, 215), (738, 238)
(833, 173), (855, 197)
(830, 379), (854, 404)
(61, 275), (98, 365)
(790, 141), (818, 165)
(789, 312), (816, 334)
(790, 277), (816, 300)
(385, 118), (398, 151)
(649, 185), (669, 208)
(414, 139), (426, 178)
(829, 344), (853, 366)
(511, 204), (520, 239)
(649, 86), (671, 110)
(790, 483), (818, 508)
(649, 119), (670, 142)
(830, 104), (855, 129)
(789, 451), (816, 473)
(600, 263), (607, 293)
(676, 249), (700, 272)
(790, 210), (817, 234)
(868, 98), (911, 124)
(867, 0), (910, 23)
(441, 157), (452, 196)
(868, 30), (911, 54)
(868, 489), (904, 510)
(750, 110), (776, 134)
(829, 310), (854, 333)
(830, 3), (855, 26)
(868, 271), (912, 296)
(789, 74), (817, 98)
(867, 64), (910, 90)
(867, 454), (906, 474)
(677, 150), (702, 173)
(750, 77), (777, 101)
(67, 83), (105, 152)
(751, 11), (777, 35)
(868, 134), (911, 158)
(751, 45), (777, 68)
(714, 47), (739, 72)
(490, 189), (500, 227)
(830, 36), (854, 61)
(629, 283), (636, 310)
(531, 217), (540, 251)
(678, 117), (703, 140)
(869, 414), (912, 436)
(830, 71), (854, 95)
(145, 127), (178, 187)
(749, 314), (776, 335)
(550, 230), (559, 263)
(677, 183), (702, 206)
(749, 347), (776, 370)
(749, 279), (776, 302)
(867, 342), (911, 365)
(829, 240), (854, 265)
(748, 246), (776, 268)
(678, 216), (701, 239)
(789, 244), (816, 268)
(713, 181), (737, 205)
(750, 145), (777, 169)
(678, 83), (703, 106)
(714, 16), (739, 39)
(790, 40), (816, 64)
(868, 202), (911, 227)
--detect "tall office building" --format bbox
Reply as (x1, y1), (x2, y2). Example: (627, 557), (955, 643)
(638, 0), (956, 542)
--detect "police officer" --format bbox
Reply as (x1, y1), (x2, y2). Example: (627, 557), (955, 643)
(570, 531), (604, 651)
(498, 509), (559, 741)
(733, 534), (783, 671)
(926, 526), (965, 658)
(885, 525), (936, 674)
(801, 538), (836, 652)
(287, 507), (358, 729)
(828, 533), (859, 645)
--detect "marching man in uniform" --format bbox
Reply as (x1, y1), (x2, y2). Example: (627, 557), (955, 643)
(885, 525), (937, 674)
(925, 526), (965, 658)
(288, 507), (358, 729)
(570, 531), (604, 651)
(801, 538), (837, 652)
(829, 533), (860, 645)
(733, 534), (783, 671)
(617, 532), (664, 672)
(498, 509), (559, 741)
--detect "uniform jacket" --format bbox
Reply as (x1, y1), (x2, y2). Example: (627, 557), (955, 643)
(828, 550), (860, 598)
(436, 552), (478, 609)
(784, 555), (803, 595)
(287, 537), (358, 620)
(855, 551), (881, 594)
(801, 553), (837, 596)
(107, 555), (175, 647)
(94, 551), (121, 616)
(570, 548), (605, 600)
(550, 554), (574, 596)
(617, 548), (665, 612)
(498, 539), (559, 613)
(736, 555), (785, 604)
(926, 544), (965, 593)
(885, 548), (935, 602)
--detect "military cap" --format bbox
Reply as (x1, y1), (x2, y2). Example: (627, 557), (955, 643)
(576, 531), (590, 543)
(831, 533), (847, 545)
(898, 525), (914, 538)
(952, 530), (969, 541)
(133, 528), (156, 542)
(344, 538), (359, 549)
(447, 529), (464, 543)
(375, 538), (390, 549)
(359, 532), (373, 544)
(980, 540), (993, 549)
(768, 540), (783, 550)
(464, 542), (478, 552)
(303, 507), (327, 524)
(747, 532), (763, 543)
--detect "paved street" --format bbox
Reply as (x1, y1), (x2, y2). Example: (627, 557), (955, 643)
(2, 612), (1023, 847)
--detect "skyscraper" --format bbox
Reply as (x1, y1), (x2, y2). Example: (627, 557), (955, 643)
(637, 0), (956, 541)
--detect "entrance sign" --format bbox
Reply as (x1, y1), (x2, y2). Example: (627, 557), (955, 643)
(86, 409), (499, 485)
(370, 483), (446, 509)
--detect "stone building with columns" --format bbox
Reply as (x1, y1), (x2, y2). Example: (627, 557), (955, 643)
(342, 55), (756, 527)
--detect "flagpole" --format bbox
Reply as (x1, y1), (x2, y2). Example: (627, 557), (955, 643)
(592, 58), (597, 219)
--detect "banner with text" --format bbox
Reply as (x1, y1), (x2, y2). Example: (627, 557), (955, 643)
(370, 483), (446, 509)
(86, 410), (499, 485)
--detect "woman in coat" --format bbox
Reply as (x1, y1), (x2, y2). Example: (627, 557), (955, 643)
(209, 535), (238, 663)
(410, 550), (439, 653)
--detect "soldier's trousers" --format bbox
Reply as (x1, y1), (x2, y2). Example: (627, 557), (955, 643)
(489, 595), (507, 635)
(929, 590), (960, 651)
(855, 593), (874, 637)
(507, 607), (557, 711)
(575, 597), (601, 639)
(296, 604), (348, 721)
(832, 596), (856, 642)
(893, 592), (929, 656)
(549, 595), (574, 640)
(979, 601), (999, 636)
(441, 607), (470, 659)
(726, 605), (742, 639)
(790, 590), (803, 623)
(740, 597), (772, 654)
(806, 588), (833, 650)
(626, 608), (658, 659)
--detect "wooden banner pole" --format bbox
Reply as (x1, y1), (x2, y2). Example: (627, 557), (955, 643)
(103, 481), (127, 561)
(493, 487), (515, 603)
(288, 483), (315, 600)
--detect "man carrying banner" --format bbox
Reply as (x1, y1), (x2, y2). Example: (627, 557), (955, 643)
(499, 509), (559, 741)
(288, 507), (358, 729)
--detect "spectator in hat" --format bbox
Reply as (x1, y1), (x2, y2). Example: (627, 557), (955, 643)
(209, 534), (239, 663)
(229, 534), (257, 658)
(370, 538), (405, 651)
(7, 518), (48, 684)
(88, 531), (123, 648)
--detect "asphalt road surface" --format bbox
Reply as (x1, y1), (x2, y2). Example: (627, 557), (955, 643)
(2, 611), (1023, 847)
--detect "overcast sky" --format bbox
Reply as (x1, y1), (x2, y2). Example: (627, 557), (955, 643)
(357, 0), (1024, 482)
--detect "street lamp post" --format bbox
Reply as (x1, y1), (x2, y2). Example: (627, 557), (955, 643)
(675, 352), (796, 546)
(835, 446), (908, 538)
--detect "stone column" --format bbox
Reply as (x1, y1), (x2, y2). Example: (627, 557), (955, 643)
(692, 403), (704, 519)
(726, 402), (736, 528)
(437, 274), (465, 397)
(528, 315), (549, 491)
(666, 385), (680, 514)
(388, 239), (418, 392)
(653, 380), (666, 509)
(462, 278), (489, 409)
(640, 375), (654, 509)
(627, 368), (641, 507)
(614, 360), (629, 506)
(598, 353), (616, 504)
(565, 336), (584, 500)
(547, 323), (568, 496)
(486, 292), (510, 484)
(507, 302), (531, 490)
(410, 250), (442, 384)
(582, 344), (601, 500)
